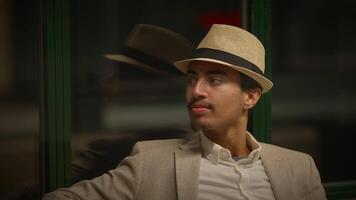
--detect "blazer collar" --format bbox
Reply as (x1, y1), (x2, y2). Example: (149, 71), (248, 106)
(175, 134), (201, 200)
(174, 135), (299, 200)
(260, 143), (298, 200)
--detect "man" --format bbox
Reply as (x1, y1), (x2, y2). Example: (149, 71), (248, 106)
(43, 24), (326, 200)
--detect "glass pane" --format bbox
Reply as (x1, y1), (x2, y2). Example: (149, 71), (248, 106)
(0, 0), (41, 199)
(70, 0), (242, 184)
(272, 0), (356, 182)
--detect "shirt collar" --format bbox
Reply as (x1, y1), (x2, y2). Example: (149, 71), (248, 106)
(199, 131), (262, 165)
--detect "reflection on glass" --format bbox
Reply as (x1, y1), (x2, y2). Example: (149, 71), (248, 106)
(0, 0), (40, 199)
(71, 24), (195, 183)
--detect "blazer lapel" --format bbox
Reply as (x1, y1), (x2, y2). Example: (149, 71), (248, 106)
(175, 135), (201, 200)
(261, 143), (298, 200)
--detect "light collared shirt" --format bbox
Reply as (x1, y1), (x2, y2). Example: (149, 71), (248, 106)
(198, 131), (275, 200)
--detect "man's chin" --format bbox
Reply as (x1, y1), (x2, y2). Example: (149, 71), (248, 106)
(190, 120), (212, 132)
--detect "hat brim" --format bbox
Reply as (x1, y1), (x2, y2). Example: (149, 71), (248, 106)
(104, 54), (156, 71)
(105, 54), (184, 76)
(175, 58), (273, 93)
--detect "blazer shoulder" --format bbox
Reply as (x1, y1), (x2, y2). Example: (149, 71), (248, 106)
(133, 138), (189, 153)
(260, 143), (326, 199)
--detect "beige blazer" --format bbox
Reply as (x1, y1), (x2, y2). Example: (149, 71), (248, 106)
(43, 136), (326, 200)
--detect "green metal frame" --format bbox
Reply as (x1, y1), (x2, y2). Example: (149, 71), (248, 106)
(250, 0), (272, 143)
(324, 181), (356, 199)
(42, 0), (71, 192)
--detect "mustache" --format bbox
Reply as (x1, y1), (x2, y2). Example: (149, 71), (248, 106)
(187, 99), (214, 109)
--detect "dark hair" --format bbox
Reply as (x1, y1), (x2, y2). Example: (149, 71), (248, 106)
(240, 73), (262, 91)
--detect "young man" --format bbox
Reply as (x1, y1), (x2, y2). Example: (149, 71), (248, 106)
(43, 24), (326, 200)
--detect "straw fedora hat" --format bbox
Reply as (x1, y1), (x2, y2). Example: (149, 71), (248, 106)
(175, 24), (273, 93)
(105, 24), (195, 76)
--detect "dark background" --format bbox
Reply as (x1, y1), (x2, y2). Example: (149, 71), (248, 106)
(0, 0), (355, 199)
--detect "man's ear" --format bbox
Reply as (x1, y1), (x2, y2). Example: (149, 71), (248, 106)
(243, 88), (262, 110)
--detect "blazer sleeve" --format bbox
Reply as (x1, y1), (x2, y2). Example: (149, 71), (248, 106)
(306, 155), (327, 200)
(42, 142), (143, 200)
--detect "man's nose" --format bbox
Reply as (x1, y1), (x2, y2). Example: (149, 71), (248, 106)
(192, 79), (208, 98)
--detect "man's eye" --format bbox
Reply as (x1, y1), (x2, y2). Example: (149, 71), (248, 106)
(208, 78), (223, 85)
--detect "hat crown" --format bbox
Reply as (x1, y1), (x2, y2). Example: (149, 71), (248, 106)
(125, 24), (195, 63)
(198, 24), (265, 73)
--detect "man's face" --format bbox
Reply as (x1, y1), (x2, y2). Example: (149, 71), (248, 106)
(185, 61), (249, 131)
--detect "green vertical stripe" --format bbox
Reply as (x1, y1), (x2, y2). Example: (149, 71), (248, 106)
(44, 0), (71, 191)
(251, 0), (272, 142)
(62, 0), (72, 184)
(55, 0), (64, 186)
(47, 0), (56, 190)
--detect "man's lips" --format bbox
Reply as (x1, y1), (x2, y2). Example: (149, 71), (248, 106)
(191, 107), (209, 113)
(189, 103), (212, 114)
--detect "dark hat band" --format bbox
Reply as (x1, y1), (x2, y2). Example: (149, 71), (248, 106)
(121, 46), (183, 75)
(193, 48), (264, 76)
